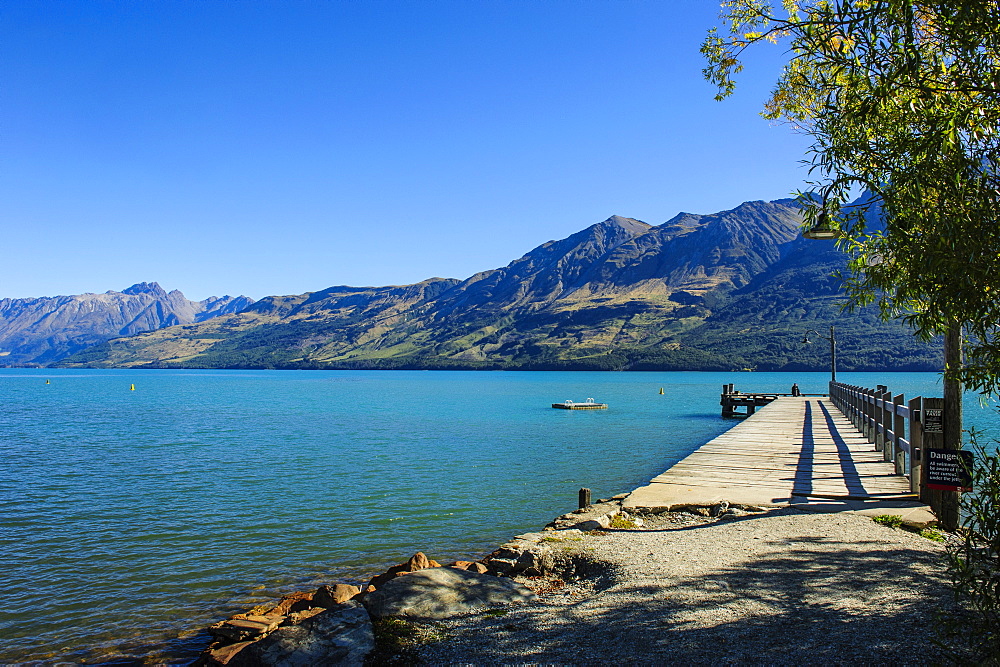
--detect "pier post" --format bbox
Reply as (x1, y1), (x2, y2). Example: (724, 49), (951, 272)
(857, 388), (863, 433)
(578, 487), (591, 509)
(865, 389), (876, 443)
(850, 385), (859, 429)
(908, 396), (923, 494)
(919, 396), (961, 531)
(874, 391), (886, 453)
(882, 391), (895, 462)
(919, 398), (943, 508)
(893, 394), (905, 474)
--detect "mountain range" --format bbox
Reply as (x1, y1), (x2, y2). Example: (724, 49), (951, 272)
(0, 283), (253, 366)
(38, 198), (942, 372)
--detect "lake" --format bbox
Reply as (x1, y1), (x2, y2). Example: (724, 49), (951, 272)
(1, 369), (997, 663)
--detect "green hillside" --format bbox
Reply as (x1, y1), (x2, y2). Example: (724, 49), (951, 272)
(57, 200), (942, 372)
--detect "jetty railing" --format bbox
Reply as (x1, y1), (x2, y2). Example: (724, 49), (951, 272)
(719, 380), (959, 527)
(827, 380), (945, 496)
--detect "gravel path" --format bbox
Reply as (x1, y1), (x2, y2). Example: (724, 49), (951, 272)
(415, 507), (955, 665)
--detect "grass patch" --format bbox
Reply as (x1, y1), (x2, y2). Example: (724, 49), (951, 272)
(482, 608), (508, 617)
(920, 528), (946, 542)
(609, 514), (638, 529)
(872, 515), (904, 529)
(366, 616), (446, 665)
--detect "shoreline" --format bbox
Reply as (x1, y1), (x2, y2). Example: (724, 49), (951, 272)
(179, 491), (950, 665)
(28, 489), (951, 664)
(185, 493), (641, 665)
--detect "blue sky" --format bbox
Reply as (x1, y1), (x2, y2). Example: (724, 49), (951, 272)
(3, 1), (809, 301)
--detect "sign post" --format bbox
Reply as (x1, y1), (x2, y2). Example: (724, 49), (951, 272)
(925, 448), (974, 492)
(919, 397), (964, 530)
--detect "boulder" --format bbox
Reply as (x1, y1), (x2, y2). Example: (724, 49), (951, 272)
(236, 601), (374, 666)
(362, 567), (536, 621)
(313, 583), (360, 607)
(367, 552), (439, 589)
(407, 552), (431, 570)
(485, 530), (584, 576)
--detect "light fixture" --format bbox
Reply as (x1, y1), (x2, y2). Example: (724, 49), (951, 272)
(802, 211), (841, 240)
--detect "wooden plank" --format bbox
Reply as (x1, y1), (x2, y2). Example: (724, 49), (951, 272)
(626, 397), (925, 510)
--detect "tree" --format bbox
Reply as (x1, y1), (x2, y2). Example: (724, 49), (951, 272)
(703, 3), (1000, 657)
(702, 0), (1000, 396)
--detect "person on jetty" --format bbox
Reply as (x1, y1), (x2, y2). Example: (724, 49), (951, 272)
(791, 383), (801, 396)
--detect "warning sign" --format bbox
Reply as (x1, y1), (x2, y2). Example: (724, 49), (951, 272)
(926, 448), (974, 491)
(923, 408), (944, 433)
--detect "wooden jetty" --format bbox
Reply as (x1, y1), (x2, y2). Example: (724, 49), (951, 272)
(625, 381), (946, 526)
(552, 399), (607, 410)
(720, 383), (825, 417)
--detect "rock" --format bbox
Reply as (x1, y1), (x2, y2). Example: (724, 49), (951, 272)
(209, 616), (282, 642)
(368, 552), (438, 589)
(568, 517), (611, 532)
(407, 552), (431, 570)
(250, 591), (315, 618)
(285, 607), (327, 625)
(313, 583), (360, 607)
(677, 505), (710, 517)
(237, 601), (374, 666)
(488, 546), (552, 576)
(450, 560), (489, 574)
(485, 530), (584, 577)
(205, 639), (258, 665)
(547, 499), (623, 531)
(710, 501), (731, 517)
(362, 567), (536, 621)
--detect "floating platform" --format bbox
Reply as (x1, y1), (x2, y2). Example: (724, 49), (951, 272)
(552, 399), (607, 410)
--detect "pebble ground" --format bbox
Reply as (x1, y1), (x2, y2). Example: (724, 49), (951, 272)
(415, 507), (955, 665)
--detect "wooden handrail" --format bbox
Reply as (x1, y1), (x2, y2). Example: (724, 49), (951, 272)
(828, 380), (943, 498)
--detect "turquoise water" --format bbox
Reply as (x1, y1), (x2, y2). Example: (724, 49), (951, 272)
(1, 369), (997, 663)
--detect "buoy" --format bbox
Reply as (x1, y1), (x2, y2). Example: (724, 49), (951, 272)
(130, 384), (135, 391)
(659, 387), (664, 394)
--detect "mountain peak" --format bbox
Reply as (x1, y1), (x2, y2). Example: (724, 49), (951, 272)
(122, 282), (168, 297)
(602, 215), (651, 234)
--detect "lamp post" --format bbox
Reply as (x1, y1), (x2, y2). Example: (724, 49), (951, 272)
(802, 325), (837, 383)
